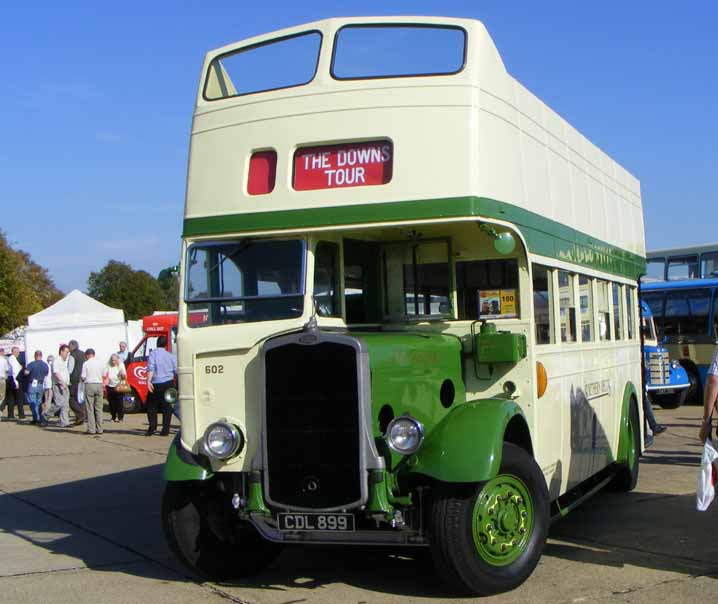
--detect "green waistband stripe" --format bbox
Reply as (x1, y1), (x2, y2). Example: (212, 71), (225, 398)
(182, 196), (646, 280)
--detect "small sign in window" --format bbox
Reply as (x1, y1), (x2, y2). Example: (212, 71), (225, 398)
(478, 289), (518, 319)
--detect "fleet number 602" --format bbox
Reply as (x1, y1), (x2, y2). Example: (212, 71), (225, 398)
(205, 365), (224, 374)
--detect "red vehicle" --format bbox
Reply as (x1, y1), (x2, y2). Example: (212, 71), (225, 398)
(124, 314), (177, 412)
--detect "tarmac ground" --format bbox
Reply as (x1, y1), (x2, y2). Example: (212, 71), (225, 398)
(0, 404), (715, 604)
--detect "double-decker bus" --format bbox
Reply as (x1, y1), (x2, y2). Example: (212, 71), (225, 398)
(646, 243), (718, 281)
(161, 17), (646, 595)
(641, 278), (718, 403)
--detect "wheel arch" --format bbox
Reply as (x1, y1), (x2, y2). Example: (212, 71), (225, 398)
(617, 381), (641, 463)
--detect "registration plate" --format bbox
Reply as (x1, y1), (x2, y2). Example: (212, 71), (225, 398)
(278, 512), (355, 532)
(655, 389), (673, 395)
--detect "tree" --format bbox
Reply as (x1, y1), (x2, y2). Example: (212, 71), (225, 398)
(0, 230), (63, 334)
(157, 265), (180, 311)
(88, 260), (170, 320)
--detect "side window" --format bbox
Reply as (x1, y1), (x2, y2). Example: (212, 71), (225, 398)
(558, 271), (576, 343)
(667, 255), (699, 280)
(596, 280), (611, 341)
(701, 252), (718, 279)
(612, 283), (624, 340)
(645, 258), (666, 281)
(713, 291), (718, 340)
(663, 288), (711, 337)
(456, 259), (519, 320)
(578, 275), (594, 342)
(532, 264), (553, 344)
(313, 243), (341, 317)
(625, 287), (635, 339)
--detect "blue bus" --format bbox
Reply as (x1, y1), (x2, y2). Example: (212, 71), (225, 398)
(641, 301), (689, 408)
(640, 278), (718, 403)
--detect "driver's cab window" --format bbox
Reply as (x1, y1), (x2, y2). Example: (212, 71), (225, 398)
(456, 258), (519, 320)
(132, 336), (159, 361)
(313, 243), (340, 317)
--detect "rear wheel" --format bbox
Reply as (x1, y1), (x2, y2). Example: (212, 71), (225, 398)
(430, 443), (549, 595)
(611, 400), (640, 492)
(162, 481), (281, 581)
(685, 368), (701, 405)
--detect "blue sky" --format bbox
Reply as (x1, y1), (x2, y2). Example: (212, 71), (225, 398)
(2, 1), (716, 293)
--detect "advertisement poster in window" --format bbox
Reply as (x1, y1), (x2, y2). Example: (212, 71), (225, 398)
(478, 289), (518, 319)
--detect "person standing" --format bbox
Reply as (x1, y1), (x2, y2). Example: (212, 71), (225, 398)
(145, 335), (176, 436)
(43, 345), (72, 428)
(117, 341), (129, 363)
(81, 349), (105, 435)
(0, 348), (9, 420)
(699, 348), (718, 441)
(24, 351), (49, 424)
(67, 340), (86, 425)
(104, 353), (127, 422)
(6, 347), (26, 420)
(43, 354), (54, 414)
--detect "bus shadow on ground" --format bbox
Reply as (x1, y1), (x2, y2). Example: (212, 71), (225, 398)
(2, 464), (717, 597)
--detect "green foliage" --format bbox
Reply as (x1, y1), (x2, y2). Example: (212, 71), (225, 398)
(157, 265), (180, 311)
(88, 260), (172, 320)
(0, 230), (63, 334)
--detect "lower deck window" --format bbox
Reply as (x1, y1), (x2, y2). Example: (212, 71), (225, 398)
(558, 271), (576, 343)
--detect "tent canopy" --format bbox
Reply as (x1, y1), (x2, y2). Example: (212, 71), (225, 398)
(27, 290), (125, 330)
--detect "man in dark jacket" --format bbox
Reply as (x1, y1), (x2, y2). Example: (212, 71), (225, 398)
(68, 340), (86, 425)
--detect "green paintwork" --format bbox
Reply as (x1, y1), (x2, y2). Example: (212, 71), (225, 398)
(354, 331), (465, 471)
(472, 474), (533, 566)
(410, 398), (526, 483)
(163, 438), (213, 482)
(367, 470), (394, 518)
(616, 382), (640, 465)
(183, 196), (646, 280)
(248, 474), (270, 515)
(475, 324), (527, 364)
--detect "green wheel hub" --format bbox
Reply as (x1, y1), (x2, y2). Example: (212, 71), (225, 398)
(472, 474), (533, 566)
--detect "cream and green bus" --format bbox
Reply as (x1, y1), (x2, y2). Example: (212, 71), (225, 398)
(162, 17), (646, 595)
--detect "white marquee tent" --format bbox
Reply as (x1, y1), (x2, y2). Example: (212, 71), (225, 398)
(24, 290), (131, 364)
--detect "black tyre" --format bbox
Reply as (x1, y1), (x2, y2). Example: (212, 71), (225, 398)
(611, 400), (640, 492)
(122, 389), (140, 414)
(162, 481), (281, 581)
(685, 368), (701, 405)
(429, 443), (549, 595)
(652, 388), (688, 410)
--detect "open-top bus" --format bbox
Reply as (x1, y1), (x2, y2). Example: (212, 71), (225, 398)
(641, 278), (718, 404)
(162, 17), (646, 595)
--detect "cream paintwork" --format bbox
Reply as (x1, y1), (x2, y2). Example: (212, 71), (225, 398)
(186, 16), (643, 257)
(178, 18), (645, 498)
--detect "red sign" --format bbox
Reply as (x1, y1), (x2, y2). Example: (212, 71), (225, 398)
(294, 140), (393, 191)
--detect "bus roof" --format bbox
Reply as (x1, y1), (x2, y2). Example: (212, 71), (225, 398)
(647, 243), (718, 258)
(184, 16), (645, 280)
(641, 277), (718, 291)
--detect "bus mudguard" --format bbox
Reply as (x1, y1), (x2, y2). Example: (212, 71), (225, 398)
(164, 434), (214, 481)
(616, 381), (640, 464)
(410, 398), (528, 483)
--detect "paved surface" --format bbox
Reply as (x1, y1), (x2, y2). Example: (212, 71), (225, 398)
(1, 405), (716, 604)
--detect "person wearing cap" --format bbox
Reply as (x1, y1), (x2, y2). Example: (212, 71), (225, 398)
(145, 335), (177, 436)
(24, 350), (49, 424)
(81, 348), (106, 435)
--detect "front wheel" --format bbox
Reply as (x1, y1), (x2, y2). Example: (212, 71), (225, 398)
(162, 482), (281, 581)
(610, 400), (640, 492)
(429, 443), (549, 595)
(652, 388), (688, 410)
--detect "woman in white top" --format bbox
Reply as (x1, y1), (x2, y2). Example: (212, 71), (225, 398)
(104, 354), (127, 422)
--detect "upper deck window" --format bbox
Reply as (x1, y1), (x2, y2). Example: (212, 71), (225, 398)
(204, 31), (322, 101)
(331, 25), (466, 80)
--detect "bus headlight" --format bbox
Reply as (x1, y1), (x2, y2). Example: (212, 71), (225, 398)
(670, 360), (680, 370)
(164, 387), (178, 405)
(386, 416), (424, 455)
(203, 422), (245, 460)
